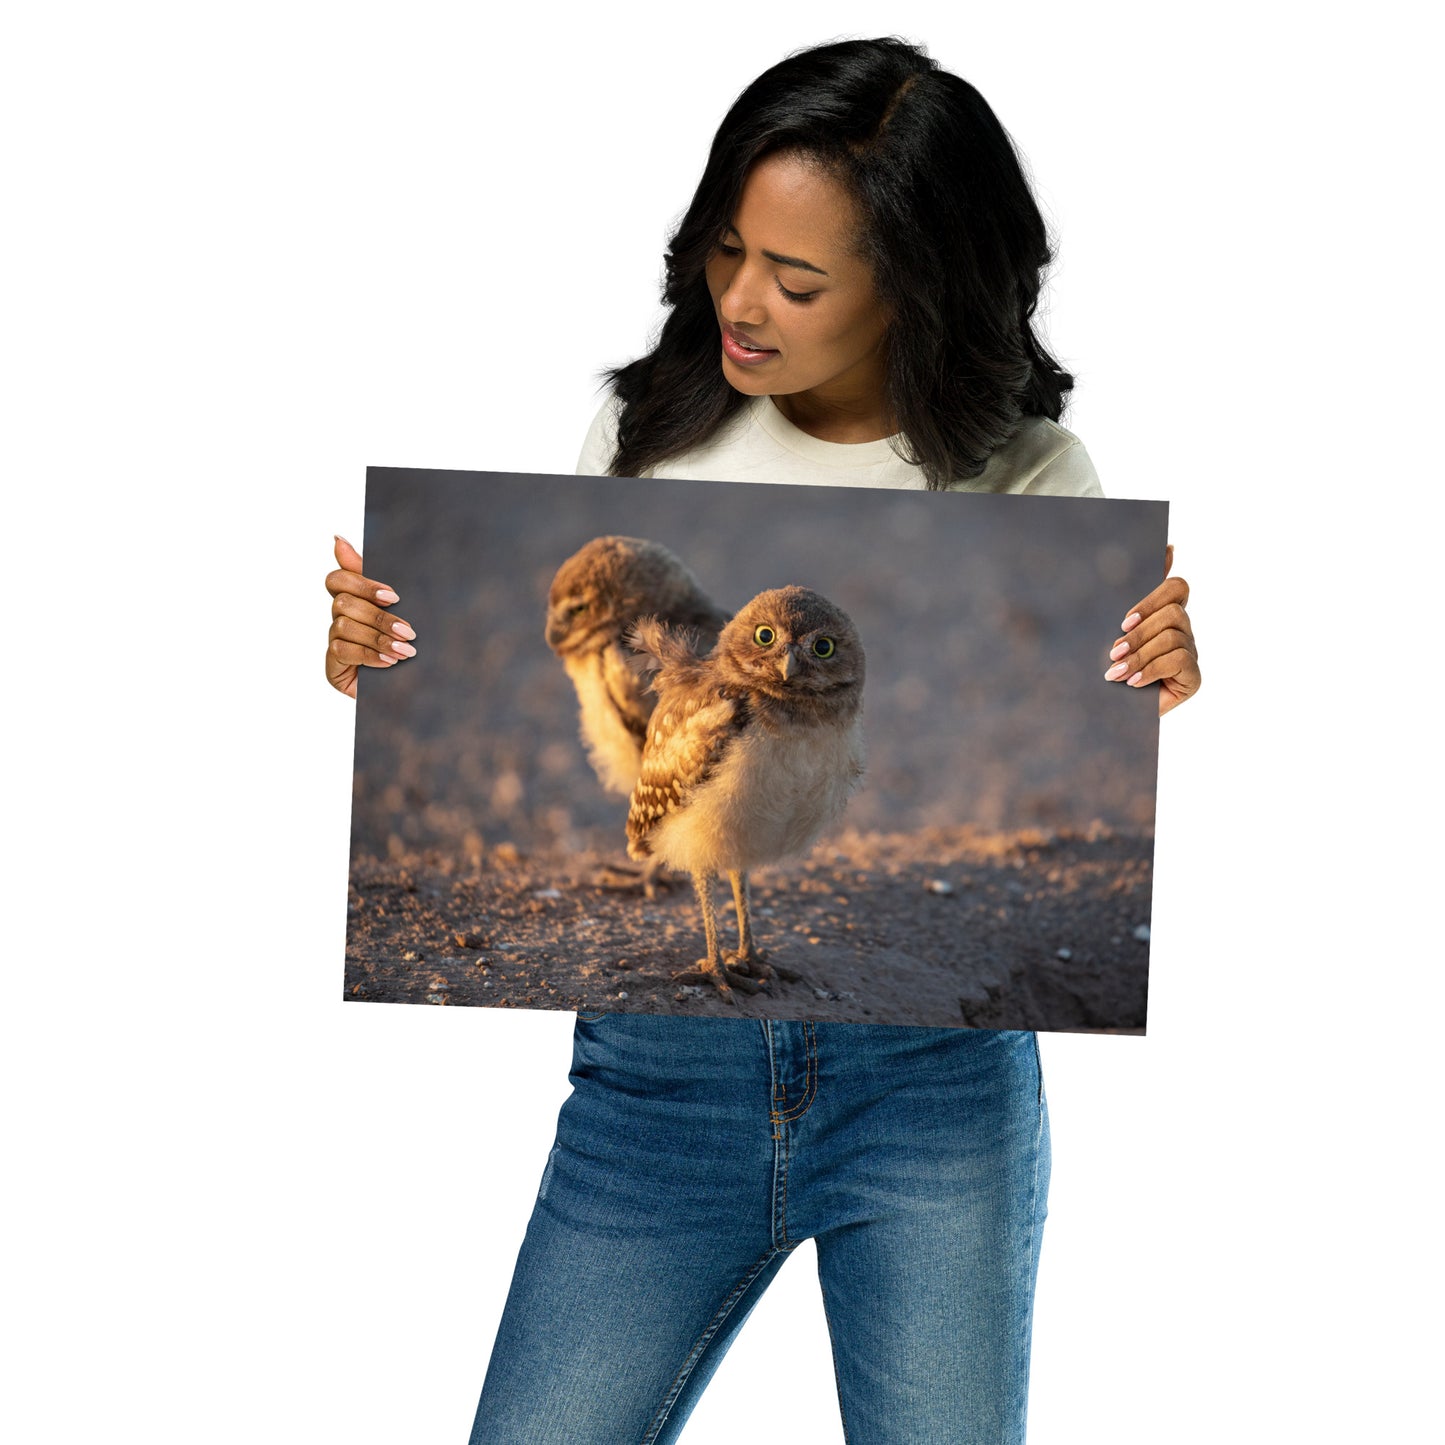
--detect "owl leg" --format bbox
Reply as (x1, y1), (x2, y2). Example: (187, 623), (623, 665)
(672, 872), (762, 1001)
(723, 870), (772, 985)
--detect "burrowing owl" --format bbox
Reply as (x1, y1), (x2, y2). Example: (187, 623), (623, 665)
(545, 536), (730, 797)
(626, 586), (866, 1002)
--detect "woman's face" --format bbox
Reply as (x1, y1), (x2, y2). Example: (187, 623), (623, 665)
(704, 152), (891, 424)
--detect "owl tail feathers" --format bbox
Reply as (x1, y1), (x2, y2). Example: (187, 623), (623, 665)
(624, 615), (707, 688)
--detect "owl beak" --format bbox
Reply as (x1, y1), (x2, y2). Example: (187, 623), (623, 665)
(777, 645), (801, 681)
(545, 612), (568, 649)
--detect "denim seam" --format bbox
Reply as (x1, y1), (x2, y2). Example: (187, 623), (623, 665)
(773, 1105), (792, 1248)
(773, 1020), (819, 1122)
(639, 1245), (786, 1445)
(1014, 1034), (1047, 1443)
(814, 1260), (853, 1445)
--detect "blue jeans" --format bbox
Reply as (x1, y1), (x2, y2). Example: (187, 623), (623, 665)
(469, 1016), (1049, 1444)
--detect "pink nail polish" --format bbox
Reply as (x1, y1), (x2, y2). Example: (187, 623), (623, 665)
(392, 621), (417, 640)
(1109, 641), (1130, 661)
(1126, 671), (1143, 686)
(1105, 662), (1129, 681)
(390, 641), (417, 658)
(376, 588), (400, 605)
(1121, 612), (1141, 631)
(377, 654), (398, 665)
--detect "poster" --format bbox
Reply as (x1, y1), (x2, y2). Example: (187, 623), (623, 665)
(347, 467), (1165, 1033)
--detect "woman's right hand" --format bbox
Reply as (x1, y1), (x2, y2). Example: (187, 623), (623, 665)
(325, 535), (416, 699)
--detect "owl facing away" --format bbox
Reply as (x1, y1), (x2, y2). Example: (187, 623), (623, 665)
(545, 535), (730, 798)
(626, 586), (866, 1001)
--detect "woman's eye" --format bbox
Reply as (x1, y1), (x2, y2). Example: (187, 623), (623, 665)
(716, 241), (742, 257)
(812, 637), (835, 658)
(776, 279), (818, 304)
(753, 625), (776, 646)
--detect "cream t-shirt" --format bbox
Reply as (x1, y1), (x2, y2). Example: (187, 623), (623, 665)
(575, 392), (1103, 496)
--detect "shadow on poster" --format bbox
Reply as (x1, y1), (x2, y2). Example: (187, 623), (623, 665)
(346, 467), (1165, 1034)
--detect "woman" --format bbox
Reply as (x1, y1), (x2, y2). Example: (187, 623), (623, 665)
(327, 38), (1198, 1443)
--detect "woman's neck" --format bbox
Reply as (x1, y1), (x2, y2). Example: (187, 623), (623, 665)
(769, 387), (896, 445)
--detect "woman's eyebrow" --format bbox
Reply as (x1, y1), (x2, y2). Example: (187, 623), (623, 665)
(762, 249), (828, 276)
(723, 225), (829, 276)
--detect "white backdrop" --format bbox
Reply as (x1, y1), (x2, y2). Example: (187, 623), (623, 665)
(6, 2), (1438, 1441)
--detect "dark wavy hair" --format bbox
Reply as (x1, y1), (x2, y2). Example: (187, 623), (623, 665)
(606, 37), (1075, 490)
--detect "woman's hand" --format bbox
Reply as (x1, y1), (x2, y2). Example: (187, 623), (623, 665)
(325, 535), (416, 699)
(1104, 544), (1200, 717)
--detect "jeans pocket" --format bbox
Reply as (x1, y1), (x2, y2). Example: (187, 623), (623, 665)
(575, 1010), (609, 1023)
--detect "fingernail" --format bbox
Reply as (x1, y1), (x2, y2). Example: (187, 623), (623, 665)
(390, 641), (417, 658)
(392, 621), (417, 640)
(377, 654), (398, 666)
(1126, 671), (1144, 686)
(1121, 612), (1141, 631)
(1105, 661), (1130, 681)
(1109, 640), (1130, 661)
(335, 534), (354, 548)
(376, 588), (400, 604)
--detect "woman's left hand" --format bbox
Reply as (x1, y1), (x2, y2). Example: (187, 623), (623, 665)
(1104, 544), (1201, 716)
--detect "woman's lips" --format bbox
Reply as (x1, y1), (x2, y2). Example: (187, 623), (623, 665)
(721, 324), (779, 366)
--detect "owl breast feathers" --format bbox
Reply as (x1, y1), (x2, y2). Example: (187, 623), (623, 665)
(626, 586), (866, 877)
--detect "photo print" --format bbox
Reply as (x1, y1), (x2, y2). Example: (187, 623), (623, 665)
(346, 467), (1166, 1033)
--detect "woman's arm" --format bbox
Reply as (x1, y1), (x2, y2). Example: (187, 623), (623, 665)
(324, 535), (416, 698)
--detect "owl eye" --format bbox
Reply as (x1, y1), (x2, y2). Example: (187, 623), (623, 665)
(812, 637), (836, 658)
(570, 601), (589, 616)
(753, 624), (776, 646)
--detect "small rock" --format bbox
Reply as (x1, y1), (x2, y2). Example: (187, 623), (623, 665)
(1056, 947), (1073, 961)
(454, 931), (485, 949)
(813, 987), (834, 1001)
(402, 950), (421, 963)
(617, 990), (629, 1000)
(532, 888), (563, 901)
(482, 980), (493, 989)
(425, 993), (447, 1005)
(924, 879), (954, 896)
(1133, 924), (1151, 942)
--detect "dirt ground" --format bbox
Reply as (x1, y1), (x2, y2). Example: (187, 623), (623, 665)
(344, 821), (1150, 1033)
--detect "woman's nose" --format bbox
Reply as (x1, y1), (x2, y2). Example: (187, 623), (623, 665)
(719, 263), (768, 328)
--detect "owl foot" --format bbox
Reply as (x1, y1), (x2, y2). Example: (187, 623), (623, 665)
(671, 961), (765, 1001)
(723, 949), (773, 985)
(590, 861), (676, 899)
(721, 966), (767, 995)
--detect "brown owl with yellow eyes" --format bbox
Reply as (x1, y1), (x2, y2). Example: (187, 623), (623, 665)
(626, 586), (866, 1001)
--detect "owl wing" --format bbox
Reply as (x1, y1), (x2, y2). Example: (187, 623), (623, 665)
(626, 685), (748, 860)
(599, 640), (653, 745)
